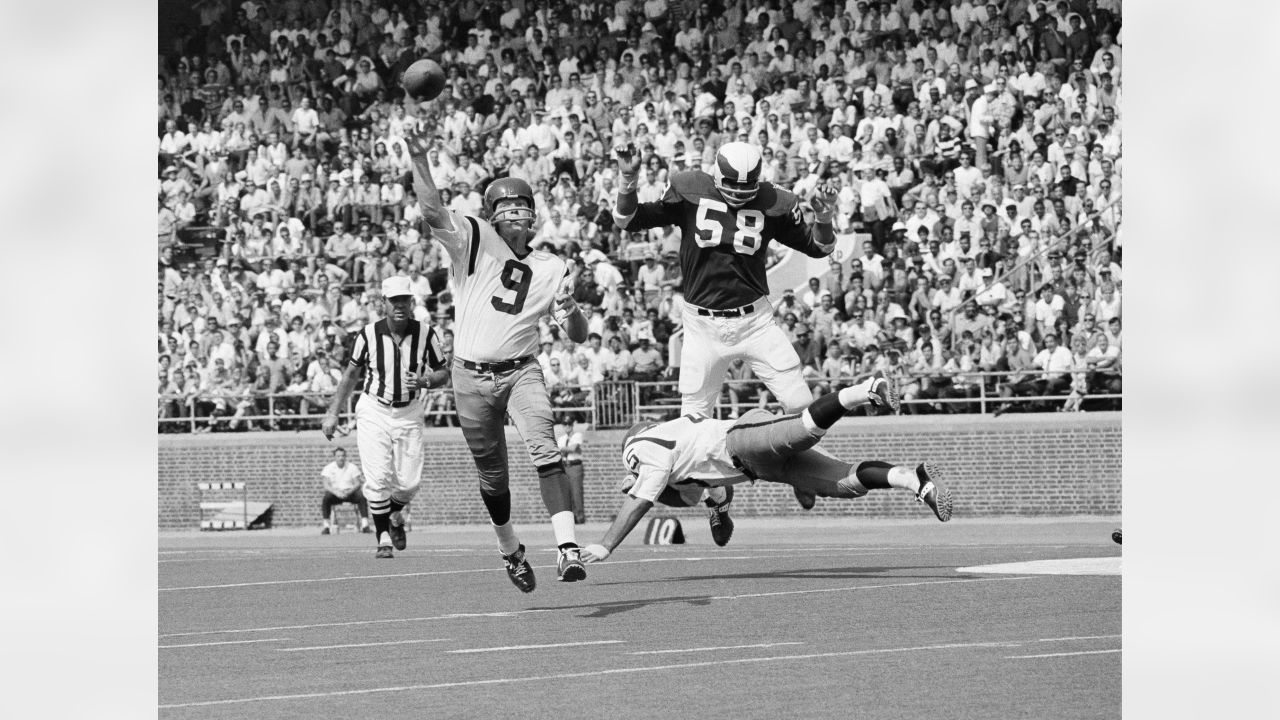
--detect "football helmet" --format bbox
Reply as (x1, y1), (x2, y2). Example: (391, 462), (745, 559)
(622, 421), (659, 448)
(483, 176), (536, 224)
(712, 141), (763, 207)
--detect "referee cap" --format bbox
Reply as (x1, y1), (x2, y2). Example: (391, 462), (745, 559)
(381, 276), (413, 298)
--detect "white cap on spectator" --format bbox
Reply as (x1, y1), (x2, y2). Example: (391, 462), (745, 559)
(965, 79), (978, 90)
(381, 276), (413, 298)
(892, 221), (907, 232)
(984, 83), (998, 94)
(981, 268), (994, 277)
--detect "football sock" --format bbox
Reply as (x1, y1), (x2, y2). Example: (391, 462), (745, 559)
(389, 498), (405, 514)
(371, 511), (391, 539)
(704, 486), (729, 507)
(550, 510), (577, 547)
(493, 521), (520, 556)
(838, 376), (877, 409)
(804, 391), (846, 431)
(854, 462), (921, 493)
(481, 489), (512, 526)
(536, 463), (575, 515)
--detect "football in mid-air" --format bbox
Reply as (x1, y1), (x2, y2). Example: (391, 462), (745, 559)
(401, 59), (445, 101)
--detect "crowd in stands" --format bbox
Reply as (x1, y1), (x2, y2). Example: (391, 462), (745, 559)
(158, 0), (1123, 431)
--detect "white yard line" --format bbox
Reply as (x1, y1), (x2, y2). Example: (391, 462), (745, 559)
(159, 638), (286, 649)
(160, 575), (1044, 639)
(158, 640), (1020, 709)
(278, 638), (452, 652)
(1007, 649), (1121, 659)
(447, 640), (623, 654)
(630, 642), (802, 655)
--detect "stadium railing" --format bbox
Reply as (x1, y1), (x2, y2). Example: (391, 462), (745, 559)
(157, 371), (1120, 433)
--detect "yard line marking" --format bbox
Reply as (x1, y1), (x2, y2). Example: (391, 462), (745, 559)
(448, 640), (622, 654)
(958, 556), (1120, 576)
(158, 640), (1019, 709)
(1007, 649), (1121, 659)
(1037, 634), (1122, 643)
(159, 638), (286, 649)
(158, 552), (893, 591)
(160, 575), (1044, 639)
(279, 639), (451, 652)
(630, 642), (802, 655)
(160, 611), (560, 638)
(160, 567), (498, 591)
(709, 575), (1042, 601)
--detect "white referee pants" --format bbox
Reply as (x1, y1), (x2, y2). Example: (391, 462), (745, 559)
(354, 395), (426, 505)
(679, 299), (812, 417)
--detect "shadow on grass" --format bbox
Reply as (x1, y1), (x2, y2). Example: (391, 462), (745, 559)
(592, 565), (961, 587)
(532, 595), (717, 618)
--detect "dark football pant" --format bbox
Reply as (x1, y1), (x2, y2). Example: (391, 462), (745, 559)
(725, 409), (868, 499)
(451, 359), (573, 515)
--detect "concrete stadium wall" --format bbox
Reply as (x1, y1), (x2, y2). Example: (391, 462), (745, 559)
(158, 413), (1120, 530)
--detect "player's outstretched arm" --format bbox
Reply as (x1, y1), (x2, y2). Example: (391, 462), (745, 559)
(803, 180), (839, 256)
(612, 142), (642, 220)
(610, 143), (681, 232)
(405, 121), (455, 235)
(581, 494), (653, 562)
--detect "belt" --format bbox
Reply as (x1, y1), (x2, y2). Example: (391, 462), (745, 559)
(374, 396), (414, 409)
(694, 302), (755, 318)
(459, 355), (535, 373)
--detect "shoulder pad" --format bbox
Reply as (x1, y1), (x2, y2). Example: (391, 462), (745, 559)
(668, 171), (719, 202)
(754, 182), (800, 217)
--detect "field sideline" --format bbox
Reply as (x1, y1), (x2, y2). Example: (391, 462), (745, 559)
(160, 516), (1121, 719)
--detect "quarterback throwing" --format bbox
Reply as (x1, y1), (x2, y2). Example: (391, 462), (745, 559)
(407, 121), (589, 592)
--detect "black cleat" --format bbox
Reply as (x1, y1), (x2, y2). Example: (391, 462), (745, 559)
(914, 462), (953, 522)
(706, 485), (735, 546)
(1112, 529), (1122, 545)
(557, 546), (587, 582)
(361, 525), (373, 534)
(868, 370), (900, 413)
(375, 544), (394, 559)
(794, 486), (817, 510)
(320, 526), (331, 535)
(502, 544), (537, 593)
(388, 511), (407, 550)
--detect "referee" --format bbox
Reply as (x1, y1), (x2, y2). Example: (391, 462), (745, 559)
(322, 276), (448, 559)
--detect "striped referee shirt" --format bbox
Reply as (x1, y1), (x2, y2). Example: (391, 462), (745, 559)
(346, 319), (445, 404)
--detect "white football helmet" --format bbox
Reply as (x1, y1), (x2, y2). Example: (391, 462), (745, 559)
(712, 141), (763, 207)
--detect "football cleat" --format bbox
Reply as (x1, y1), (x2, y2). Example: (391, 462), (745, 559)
(1112, 529), (1122, 545)
(868, 370), (900, 413)
(712, 141), (763, 207)
(557, 546), (587, 582)
(483, 176), (537, 224)
(389, 511), (407, 551)
(361, 525), (373, 534)
(915, 461), (953, 522)
(320, 526), (330, 535)
(502, 544), (537, 593)
(706, 485), (735, 547)
(794, 487), (817, 511)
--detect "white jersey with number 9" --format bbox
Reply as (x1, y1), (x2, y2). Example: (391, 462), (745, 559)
(433, 209), (569, 363)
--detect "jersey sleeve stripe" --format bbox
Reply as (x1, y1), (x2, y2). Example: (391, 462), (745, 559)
(465, 216), (481, 275)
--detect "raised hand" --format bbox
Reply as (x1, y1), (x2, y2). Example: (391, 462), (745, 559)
(405, 119), (435, 161)
(810, 179), (840, 224)
(613, 142), (641, 178)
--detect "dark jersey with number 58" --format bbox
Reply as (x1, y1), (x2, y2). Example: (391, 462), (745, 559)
(615, 171), (833, 310)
